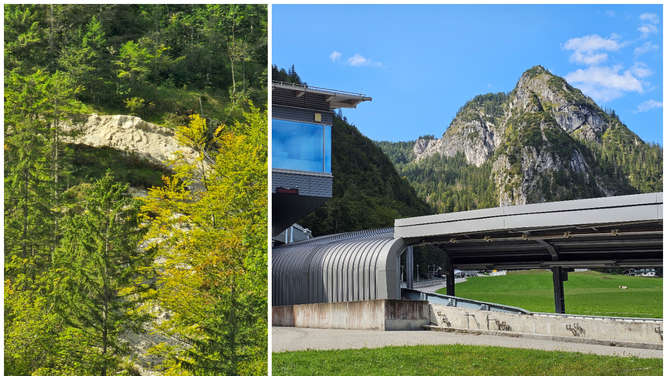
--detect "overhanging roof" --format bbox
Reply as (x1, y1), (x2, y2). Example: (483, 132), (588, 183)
(395, 193), (663, 269)
(273, 81), (372, 109)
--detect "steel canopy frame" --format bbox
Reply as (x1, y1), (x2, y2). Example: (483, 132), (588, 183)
(393, 192), (663, 313)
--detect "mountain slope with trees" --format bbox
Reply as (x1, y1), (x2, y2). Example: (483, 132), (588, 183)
(378, 66), (662, 212)
(5, 5), (267, 375)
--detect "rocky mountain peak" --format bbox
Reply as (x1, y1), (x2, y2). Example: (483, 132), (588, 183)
(404, 65), (657, 207)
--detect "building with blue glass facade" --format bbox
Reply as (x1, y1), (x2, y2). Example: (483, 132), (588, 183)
(272, 81), (371, 236)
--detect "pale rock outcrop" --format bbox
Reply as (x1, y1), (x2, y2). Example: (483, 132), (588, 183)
(66, 114), (198, 168)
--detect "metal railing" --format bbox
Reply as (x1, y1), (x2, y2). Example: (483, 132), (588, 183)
(272, 80), (369, 98)
(402, 288), (530, 315)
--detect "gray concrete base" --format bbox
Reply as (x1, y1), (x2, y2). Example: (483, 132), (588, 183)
(272, 299), (429, 330)
(429, 304), (663, 349)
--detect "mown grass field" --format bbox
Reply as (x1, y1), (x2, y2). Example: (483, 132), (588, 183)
(436, 270), (662, 318)
(273, 344), (662, 376)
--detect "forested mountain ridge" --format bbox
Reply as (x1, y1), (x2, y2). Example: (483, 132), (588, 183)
(5, 5), (267, 375)
(378, 66), (662, 212)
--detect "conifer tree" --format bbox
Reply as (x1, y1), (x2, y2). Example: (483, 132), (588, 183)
(51, 172), (155, 376)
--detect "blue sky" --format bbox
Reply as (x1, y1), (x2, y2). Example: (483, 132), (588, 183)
(273, 5), (663, 145)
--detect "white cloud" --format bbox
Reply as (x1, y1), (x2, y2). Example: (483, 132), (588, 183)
(563, 34), (621, 65)
(634, 41), (659, 56)
(346, 53), (382, 67)
(563, 34), (621, 53)
(640, 13), (659, 24)
(630, 62), (652, 78)
(347, 53), (368, 66)
(638, 23), (658, 37)
(636, 99), (662, 113)
(638, 13), (660, 38)
(570, 51), (608, 65)
(565, 65), (644, 102)
(329, 50), (342, 62)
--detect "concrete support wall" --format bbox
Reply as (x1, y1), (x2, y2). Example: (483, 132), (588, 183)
(430, 304), (662, 347)
(272, 300), (429, 331)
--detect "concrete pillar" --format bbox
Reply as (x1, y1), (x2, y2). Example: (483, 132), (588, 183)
(552, 267), (567, 314)
(406, 246), (414, 289)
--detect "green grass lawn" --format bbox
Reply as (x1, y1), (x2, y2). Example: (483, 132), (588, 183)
(273, 345), (662, 376)
(436, 270), (662, 318)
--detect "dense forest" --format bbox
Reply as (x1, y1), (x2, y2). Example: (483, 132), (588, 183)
(5, 5), (267, 375)
(377, 141), (497, 213)
(6, 4), (267, 126)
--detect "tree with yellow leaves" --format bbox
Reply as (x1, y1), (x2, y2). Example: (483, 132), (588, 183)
(141, 106), (267, 375)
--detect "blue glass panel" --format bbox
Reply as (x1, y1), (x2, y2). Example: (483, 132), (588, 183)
(273, 118), (326, 173)
(324, 125), (331, 173)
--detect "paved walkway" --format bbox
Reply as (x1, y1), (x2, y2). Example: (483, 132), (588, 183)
(414, 278), (467, 293)
(272, 327), (662, 358)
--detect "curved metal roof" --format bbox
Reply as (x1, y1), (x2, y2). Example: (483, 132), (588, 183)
(272, 228), (405, 306)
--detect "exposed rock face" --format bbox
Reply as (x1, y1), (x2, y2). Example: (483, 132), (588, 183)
(412, 65), (637, 206)
(66, 114), (198, 168)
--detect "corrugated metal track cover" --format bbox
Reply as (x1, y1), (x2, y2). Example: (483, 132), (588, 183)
(273, 229), (404, 306)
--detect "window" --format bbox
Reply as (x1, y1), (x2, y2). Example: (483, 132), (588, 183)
(273, 118), (332, 173)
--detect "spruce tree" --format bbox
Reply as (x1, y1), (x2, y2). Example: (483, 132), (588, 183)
(51, 172), (155, 376)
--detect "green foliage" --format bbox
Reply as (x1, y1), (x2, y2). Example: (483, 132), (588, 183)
(585, 121), (663, 193)
(437, 270), (662, 318)
(64, 144), (170, 189)
(141, 107), (267, 375)
(123, 96), (146, 115)
(51, 172), (154, 375)
(5, 4), (268, 125)
(375, 139), (416, 167)
(454, 92), (508, 123)
(273, 344), (662, 376)
(4, 68), (82, 286)
(399, 153), (496, 213)
(300, 115), (432, 236)
(272, 64), (303, 84)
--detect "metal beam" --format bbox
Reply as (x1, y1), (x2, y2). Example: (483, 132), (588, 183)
(552, 267), (566, 314)
(446, 262), (455, 297)
(536, 239), (559, 260)
(406, 246), (414, 289)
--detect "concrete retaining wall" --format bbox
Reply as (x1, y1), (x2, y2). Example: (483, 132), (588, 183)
(430, 304), (663, 347)
(272, 300), (429, 330)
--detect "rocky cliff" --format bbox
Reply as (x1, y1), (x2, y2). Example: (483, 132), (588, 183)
(407, 65), (660, 207)
(67, 114), (198, 168)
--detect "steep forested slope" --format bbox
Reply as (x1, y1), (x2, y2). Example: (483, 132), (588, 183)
(6, 4), (267, 126)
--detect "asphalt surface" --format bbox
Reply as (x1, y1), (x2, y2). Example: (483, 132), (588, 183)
(272, 327), (662, 358)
